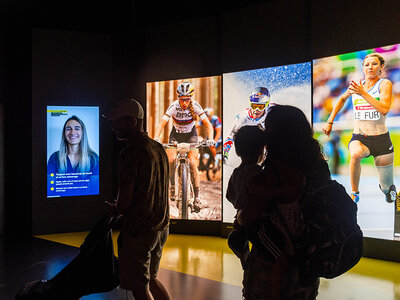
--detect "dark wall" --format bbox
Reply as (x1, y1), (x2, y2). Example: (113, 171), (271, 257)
(1, 0), (32, 235)
(31, 29), (114, 234)
(143, 0), (400, 83)
(310, 0), (400, 59)
(3, 0), (400, 235)
(0, 0), (139, 235)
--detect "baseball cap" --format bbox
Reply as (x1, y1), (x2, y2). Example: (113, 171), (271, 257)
(102, 98), (144, 120)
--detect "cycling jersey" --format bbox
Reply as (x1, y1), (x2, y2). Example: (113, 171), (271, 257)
(199, 115), (222, 143)
(162, 100), (207, 133)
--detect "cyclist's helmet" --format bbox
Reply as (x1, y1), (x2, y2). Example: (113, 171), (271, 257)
(177, 81), (194, 98)
(204, 107), (214, 117)
(249, 87), (270, 114)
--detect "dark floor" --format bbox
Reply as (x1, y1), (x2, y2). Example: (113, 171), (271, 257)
(0, 235), (241, 300)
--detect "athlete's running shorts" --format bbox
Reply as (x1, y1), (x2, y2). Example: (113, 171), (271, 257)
(117, 226), (169, 289)
(349, 132), (394, 157)
(169, 126), (198, 143)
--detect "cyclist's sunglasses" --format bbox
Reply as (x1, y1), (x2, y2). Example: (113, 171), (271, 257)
(178, 97), (192, 103)
(250, 102), (267, 111)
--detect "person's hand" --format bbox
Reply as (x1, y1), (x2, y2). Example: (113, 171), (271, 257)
(348, 80), (366, 96)
(322, 122), (333, 137)
(206, 139), (217, 147)
(233, 218), (242, 229)
(223, 151), (229, 164)
(105, 200), (119, 217)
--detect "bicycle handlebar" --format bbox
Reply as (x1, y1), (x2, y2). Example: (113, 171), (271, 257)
(162, 141), (208, 150)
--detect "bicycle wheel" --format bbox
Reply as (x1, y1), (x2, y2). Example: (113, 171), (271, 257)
(206, 156), (221, 181)
(180, 163), (189, 219)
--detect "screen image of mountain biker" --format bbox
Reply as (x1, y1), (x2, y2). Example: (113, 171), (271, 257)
(146, 77), (222, 220)
(47, 106), (100, 198)
(313, 43), (400, 241)
(222, 62), (312, 224)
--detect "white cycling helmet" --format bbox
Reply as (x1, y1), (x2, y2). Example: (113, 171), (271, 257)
(177, 81), (194, 97)
(204, 107), (214, 117)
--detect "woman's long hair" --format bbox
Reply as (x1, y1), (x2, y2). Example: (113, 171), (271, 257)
(188, 100), (198, 121)
(58, 115), (97, 173)
(264, 105), (324, 174)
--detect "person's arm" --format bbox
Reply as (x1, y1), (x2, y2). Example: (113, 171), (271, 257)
(106, 153), (136, 217)
(223, 114), (240, 160)
(153, 118), (168, 140)
(237, 163), (304, 226)
(322, 88), (352, 137)
(349, 79), (393, 115)
(214, 124), (221, 143)
(201, 117), (214, 141)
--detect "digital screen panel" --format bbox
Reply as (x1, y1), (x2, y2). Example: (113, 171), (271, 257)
(313, 44), (400, 241)
(146, 76), (222, 220)
(47, 106), (100, 198)
(222, 62), (312, 223)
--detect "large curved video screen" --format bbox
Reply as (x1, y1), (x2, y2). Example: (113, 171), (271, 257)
(47, 106), (100, 198)
(313, 43), (400, 240)
(146, 76), (222, 220)
(222, 62), (312, 224)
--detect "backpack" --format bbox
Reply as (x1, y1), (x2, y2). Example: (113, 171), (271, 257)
(280, 179), (363, 279)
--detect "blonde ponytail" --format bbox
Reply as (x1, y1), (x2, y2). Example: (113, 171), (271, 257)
(188, 101), (198, 121)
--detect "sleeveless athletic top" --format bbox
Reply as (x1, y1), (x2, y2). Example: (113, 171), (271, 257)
(351, 78), (384, 121)
(351, 78), (387, 135)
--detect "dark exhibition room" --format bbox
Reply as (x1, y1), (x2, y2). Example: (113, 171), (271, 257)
(1, 0), (400, 299)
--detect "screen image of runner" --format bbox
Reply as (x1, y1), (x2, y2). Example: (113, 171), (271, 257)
(313, 43), (400, 241)
(222, 62), (312, 224)
(47, 106), (100, 198)
(146, 76), (222, 220)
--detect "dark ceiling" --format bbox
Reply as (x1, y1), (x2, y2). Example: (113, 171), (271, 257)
(26, 0), (274, 32)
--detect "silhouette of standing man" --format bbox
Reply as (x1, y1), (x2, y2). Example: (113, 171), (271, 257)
(103, 98), (171, 300)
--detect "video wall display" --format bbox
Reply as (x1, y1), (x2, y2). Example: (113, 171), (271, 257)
(222, 62), (312, 224)
(313, 43), (400, 241)
(146, 76), (222, 220)
(144, 44), (400, 242)
(47, 106), (100, 198)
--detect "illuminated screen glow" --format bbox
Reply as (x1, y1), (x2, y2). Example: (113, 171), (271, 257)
(222, 62), (312, 223)
(47, 106), (100, 198)
(146, 77), (222, 220)
(313, 43), (400, 241)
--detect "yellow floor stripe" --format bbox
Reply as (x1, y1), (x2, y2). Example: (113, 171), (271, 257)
(36, 232), (400, 295)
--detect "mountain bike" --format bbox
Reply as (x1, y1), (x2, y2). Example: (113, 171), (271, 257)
(163, 141), (208, 219)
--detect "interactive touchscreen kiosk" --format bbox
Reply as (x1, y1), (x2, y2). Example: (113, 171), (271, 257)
(47, 106), (100, 198)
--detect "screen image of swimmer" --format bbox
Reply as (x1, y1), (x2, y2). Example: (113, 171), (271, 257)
(313, 43), (400, 241)
(222, 62), (312, 224)
(47, 106), (100, 198)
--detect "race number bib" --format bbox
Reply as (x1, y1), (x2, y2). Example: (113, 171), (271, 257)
(353, 96), (381, 121)
(353, 104), (381, 120)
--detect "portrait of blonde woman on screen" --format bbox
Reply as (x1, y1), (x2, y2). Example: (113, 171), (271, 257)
(47, 115), (99, 175)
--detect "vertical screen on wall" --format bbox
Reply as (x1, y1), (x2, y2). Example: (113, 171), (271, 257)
(146, 76), (222, 220)
(313, 43), (400, 241)
(222, 62), (312, 224)
(47, 106), (100, 198)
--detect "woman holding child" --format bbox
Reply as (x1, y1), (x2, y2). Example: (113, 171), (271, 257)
(236, 105), (331, 300)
